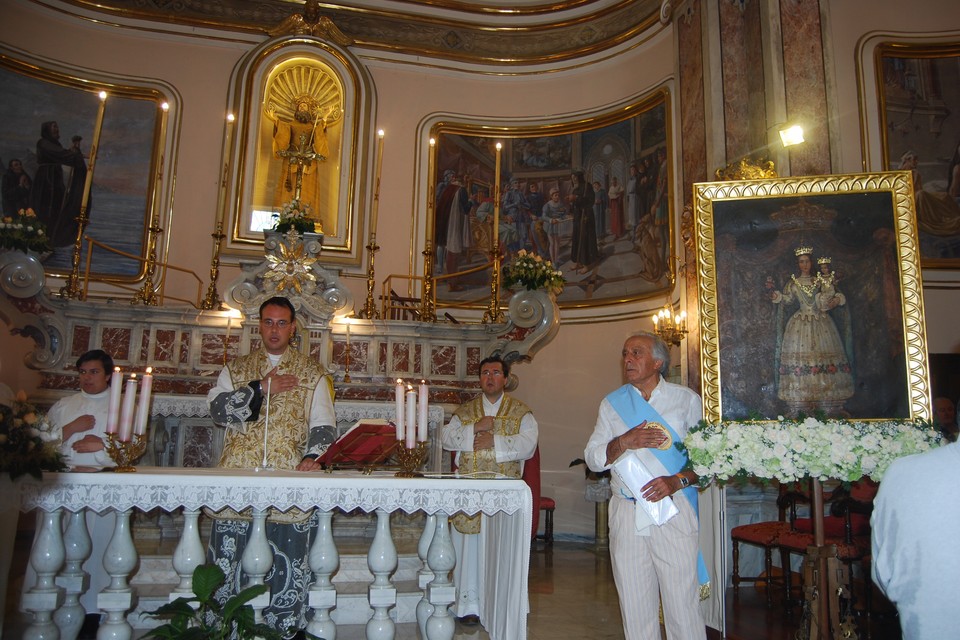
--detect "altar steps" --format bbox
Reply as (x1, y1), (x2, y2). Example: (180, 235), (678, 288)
(130, 547), (427, 629)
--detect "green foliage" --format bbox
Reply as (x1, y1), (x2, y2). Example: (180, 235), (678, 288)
(141, 564), (292, 640)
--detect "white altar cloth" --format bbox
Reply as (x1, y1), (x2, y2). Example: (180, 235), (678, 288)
(18, 468), (532, 640)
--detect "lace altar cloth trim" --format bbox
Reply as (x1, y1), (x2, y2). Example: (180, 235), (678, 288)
(18, 468), (531, 518)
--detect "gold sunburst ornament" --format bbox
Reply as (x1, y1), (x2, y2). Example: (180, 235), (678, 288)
(264, 232), (318, 293)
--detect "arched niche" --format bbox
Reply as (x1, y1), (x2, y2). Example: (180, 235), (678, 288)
(221, 36), (376, 265)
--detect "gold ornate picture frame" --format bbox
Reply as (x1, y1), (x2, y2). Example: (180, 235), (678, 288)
(694, 171), (929, 423)
(430, 90), (674, 309)
(0, 51), (165, 281)
(874, 42), (960, 268)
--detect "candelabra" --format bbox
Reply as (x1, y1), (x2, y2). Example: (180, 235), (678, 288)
(357, 234), (380, 319)
(483, 240), (504, 324)
(105, 433), (148, 472)
(420, 240), (437, 323)
(394, 441), (429, 478)
(200, 221), (226, 310)
(652, 302), (687, 346)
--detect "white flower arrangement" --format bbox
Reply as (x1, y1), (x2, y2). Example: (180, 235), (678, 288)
(503, 249), (565, 293)
(682, 415), (942, 485)
(272, 199), (316, 234)
(0, 208), (51, 253)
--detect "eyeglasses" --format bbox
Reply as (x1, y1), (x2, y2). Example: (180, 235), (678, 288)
(480, 369), (504, 377)
(261, 319), (291, 328)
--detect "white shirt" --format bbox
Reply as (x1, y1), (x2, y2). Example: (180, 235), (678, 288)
(47, 389), (113, 469)
(441, 393), (538, 469)
(872, 442), (960, 639)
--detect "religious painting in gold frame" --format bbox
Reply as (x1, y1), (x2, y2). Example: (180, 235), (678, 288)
(0, 51), (165, 281)
(874, 42), (960, 268)
(224, 38), (374, 261)
(431, 90), (673, 309)
(694, 171), (929, 423)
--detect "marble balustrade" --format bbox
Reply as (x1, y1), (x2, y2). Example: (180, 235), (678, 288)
(17, 468), (532, 640)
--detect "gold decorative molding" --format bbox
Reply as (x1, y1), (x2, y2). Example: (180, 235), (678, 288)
(49, 0), (663, 66)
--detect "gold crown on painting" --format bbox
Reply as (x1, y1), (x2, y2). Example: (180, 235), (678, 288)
(794, 245), (813, 257)
(817, 256), (832, 265)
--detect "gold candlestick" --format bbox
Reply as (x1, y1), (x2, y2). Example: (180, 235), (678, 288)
(62, 91), (107, 300)
(133, 101), (169, 306)
(394, 441), (429, 478)
(105, 432), (148, 473)
(484, 142), (504, 323)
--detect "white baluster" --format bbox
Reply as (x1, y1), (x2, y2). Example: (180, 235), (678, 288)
(365, 508), (397, 640)
(306, 510), (339, 640)
(22, 508), (65, 640)
(416, 514), (437, 639)
(171, 509), (204, 598)
(97, 509), (137, 640)
(54, 510), (92, 640)
(240, 508), (272, 623)
(425, 513), (456, 640)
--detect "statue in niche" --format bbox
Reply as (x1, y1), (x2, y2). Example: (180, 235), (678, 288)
(261, 63), (343, 230)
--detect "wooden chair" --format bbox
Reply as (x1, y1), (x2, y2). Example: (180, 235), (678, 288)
(730, 484), (793, 608)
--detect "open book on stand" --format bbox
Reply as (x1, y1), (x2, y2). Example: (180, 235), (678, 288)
(317, 419), (401, 469)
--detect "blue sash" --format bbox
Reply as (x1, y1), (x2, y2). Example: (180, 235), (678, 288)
(606, 384), (710, 591)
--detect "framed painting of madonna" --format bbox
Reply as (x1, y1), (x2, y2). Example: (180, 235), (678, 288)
(693, 171), (930, 422)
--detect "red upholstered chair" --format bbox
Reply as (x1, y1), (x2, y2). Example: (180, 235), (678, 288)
(521, 445), (543, 540)
(730, 484), (793, 608)
(536, 496), (556, 544)
(777, 479), (877, 620)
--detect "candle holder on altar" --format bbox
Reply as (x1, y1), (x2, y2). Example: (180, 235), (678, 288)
(394, 441), (429, 478)
(105, 433), (148, 472)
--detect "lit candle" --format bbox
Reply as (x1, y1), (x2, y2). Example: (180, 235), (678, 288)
(405, 385), (417, 449)
(262, 376), (272, 468)
(493, 142), (502, 247)
(134, 367), (153, 436)
(395, 378), (405, 441)
(106, 366), (122, 434)
(79, 91), (107, 217)
(118, 373), (138, 442)
(371, 129), (384, 241)
(417, 380), (429, 442)
(216, 113), (235, 228)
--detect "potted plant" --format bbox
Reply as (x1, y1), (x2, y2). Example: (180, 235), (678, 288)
(142, 564), (320, 640)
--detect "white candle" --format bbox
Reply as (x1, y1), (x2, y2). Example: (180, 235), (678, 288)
(395, 379), (405, 441)
(418, 380), (428, 442)
(79, 91), (107, 216)
(493, 142), (502, 246)
(262, 376), (272, 468)
(371, 129), (384, 240)
(118, 374), (138, 442)
(134, 367), (153, 436)
(405, 386), (417, 449)
(106, 367), (122, 434)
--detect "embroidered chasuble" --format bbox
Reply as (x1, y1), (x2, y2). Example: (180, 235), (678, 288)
(452, 394), (531, 534)
(218, 348), (332, 470)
